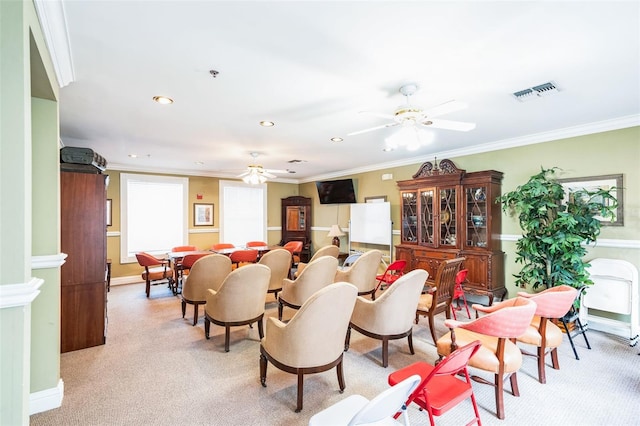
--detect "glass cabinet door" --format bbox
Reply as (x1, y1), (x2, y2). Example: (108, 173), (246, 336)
(419, 189), (434, 246)
(401, 191), (418, 243)
(439, 188), (457, 246)
(465, 185), (487, 248)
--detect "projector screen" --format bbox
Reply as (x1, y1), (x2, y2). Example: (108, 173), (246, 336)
(349, 202), (392, 246)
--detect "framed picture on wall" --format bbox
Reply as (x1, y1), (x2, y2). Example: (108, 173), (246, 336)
(364, 195), (387, 203)
(558, 174), (623, 226)
(194, 203), (214, 226)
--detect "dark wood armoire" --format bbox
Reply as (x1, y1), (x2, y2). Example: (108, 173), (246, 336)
(60, 171), (107, 353)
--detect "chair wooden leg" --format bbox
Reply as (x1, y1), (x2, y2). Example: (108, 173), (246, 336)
(495, 372), (505, 420)
(204, 317), (210, 339)
(551, 347), (560, 369)
(427, 314), (437, 344)
(260, 352), (267, 387)
(407, 331), (415, 355)
(225, 326), (231, 352)
(337, 358), (345, 392)
(510, 372), (520, 397)
(181, 300), (186, 318)
(382, 337), (389, 368)
(146, 279), (150, 297)
(296, 373), (304, 412)
(192, 303), (199, 326)
(278, 299), (284, 321)
(258, 317), (264, 340)
(537, 346), (547, 384)
(344, 327), (351, 352)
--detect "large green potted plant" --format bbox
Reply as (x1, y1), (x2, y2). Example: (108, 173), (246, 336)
(498, 167), (617, 290)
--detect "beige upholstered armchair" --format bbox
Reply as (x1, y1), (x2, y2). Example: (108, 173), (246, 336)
(204, 263), (271, 352)
(181, 254), (232, 325)
(294, 245), (340, 277)
(278, 255), (339, 320)
(260, 282), (358, 412)
(333, 249), (382, 299)
(345, 269), (429, 367)
(257, 248), (291, 300)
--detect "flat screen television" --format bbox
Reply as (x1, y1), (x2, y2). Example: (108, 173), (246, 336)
(316, 178), (357, 204)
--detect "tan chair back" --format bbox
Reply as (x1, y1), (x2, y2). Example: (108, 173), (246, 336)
(263, 282), (357, 367)
(280, 256), (339, 308)
(205, 263), (271, 323)
(334, 249), (382, 296)
(258, 249), (292, 293)
(295, 245), (340, 277)
(182, 254), (232, 301)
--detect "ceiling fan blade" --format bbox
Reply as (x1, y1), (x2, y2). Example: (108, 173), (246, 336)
(348, 122), (399, 136)
(237, 170), (250, 178)
(360, 111), (396, 120)
(422, 118), (476, 131)
(264, 168), (289, 174)
(262, 171), (277, 179)
(423, 100), (468, 118)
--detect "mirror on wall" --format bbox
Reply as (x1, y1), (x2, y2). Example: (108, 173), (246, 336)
(286, 206), (305, 231)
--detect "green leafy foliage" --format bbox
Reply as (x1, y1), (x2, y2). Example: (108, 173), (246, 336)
(498, 167), (617, 290)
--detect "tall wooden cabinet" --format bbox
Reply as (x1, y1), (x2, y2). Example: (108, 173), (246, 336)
(396, 159), (506, 303)
(60, 171), (107, 353)
(279, 196), (312, 262)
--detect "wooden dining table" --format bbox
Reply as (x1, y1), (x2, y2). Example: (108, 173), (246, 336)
(167, 250), (212, 294)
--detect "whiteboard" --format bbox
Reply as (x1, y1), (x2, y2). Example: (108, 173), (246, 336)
(349, 202), (392, 245)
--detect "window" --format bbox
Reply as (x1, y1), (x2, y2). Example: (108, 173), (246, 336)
(120, 173), (188, 262)
(219, 180), (267, 246)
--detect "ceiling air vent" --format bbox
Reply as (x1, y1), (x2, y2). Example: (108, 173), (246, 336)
(513, 81), (559, 102)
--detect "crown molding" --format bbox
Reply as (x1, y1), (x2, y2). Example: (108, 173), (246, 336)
(34, 0), (75, 88)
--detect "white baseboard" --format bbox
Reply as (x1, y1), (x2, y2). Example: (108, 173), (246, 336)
(30, 378), (64, 415)
(111, 275), (143, 286)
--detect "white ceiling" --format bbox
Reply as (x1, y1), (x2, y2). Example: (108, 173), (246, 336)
(46, 1), (639, 182)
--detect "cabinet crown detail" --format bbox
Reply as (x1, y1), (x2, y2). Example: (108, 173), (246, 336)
(413, 158), (465, 179)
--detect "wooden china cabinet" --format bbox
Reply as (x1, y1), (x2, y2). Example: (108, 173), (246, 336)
(279, 196), (312, 262)
(396, 159), (506, 304)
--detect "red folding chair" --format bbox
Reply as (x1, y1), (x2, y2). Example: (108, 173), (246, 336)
(388, 340), (483, 426)
(374, 260), (407, 293)
(451, 269), (471, 320)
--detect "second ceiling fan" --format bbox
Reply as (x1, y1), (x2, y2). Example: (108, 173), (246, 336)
(348, 84), (476, 136)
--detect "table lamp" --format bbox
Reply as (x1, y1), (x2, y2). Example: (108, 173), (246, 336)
(327, 224), (345, 247)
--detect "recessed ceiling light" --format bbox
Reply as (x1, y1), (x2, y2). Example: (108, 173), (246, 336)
(152, 95), (174, 105)
(259, 121), (275, 127)
(330, 137), (343, 142)
(382, 147), (394, 152)
(195, 161), (204, 165)
(128, 154), (138, 158)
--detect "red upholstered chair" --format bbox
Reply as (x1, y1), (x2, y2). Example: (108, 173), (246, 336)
(171, 245), (197, 252)
(435, 297), (537, 420)
(451, 269), (471, 320)
(246, 241), (268, 247)
(388, 340), (483, 426)
(212, 243), (235, 251)
(515, 285), (579, 383)
(135, 252), (174, 298)
(282, 240), (303, 263)
(229, 249), (258, 269)
(374, 259), (407, 293)
(179, 252), (213, 281)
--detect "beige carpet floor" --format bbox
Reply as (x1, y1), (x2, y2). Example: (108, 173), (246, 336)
(31, 282), (640, 426)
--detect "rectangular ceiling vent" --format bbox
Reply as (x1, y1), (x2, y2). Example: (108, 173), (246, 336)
(513, 81), (559, 102)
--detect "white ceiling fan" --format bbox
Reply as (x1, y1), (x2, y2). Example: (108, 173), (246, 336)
(237, 152), (294, 184)
(348, 84), (476, 137)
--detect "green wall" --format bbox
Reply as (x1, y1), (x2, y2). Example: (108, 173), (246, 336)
(1, 0), (61, 423)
